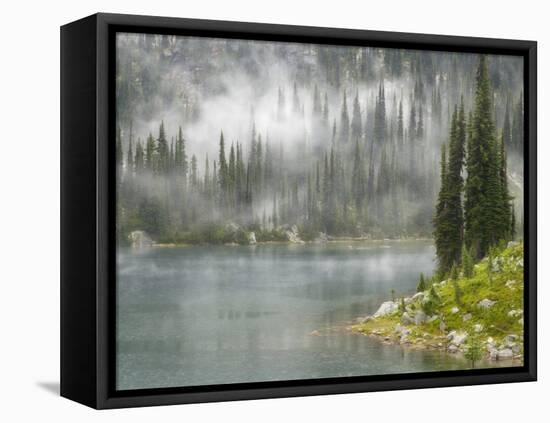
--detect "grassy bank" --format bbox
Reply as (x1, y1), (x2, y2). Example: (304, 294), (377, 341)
(352, 241), (524, 366)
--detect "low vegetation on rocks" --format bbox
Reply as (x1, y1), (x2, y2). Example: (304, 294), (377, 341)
(353, 241), (524, 367)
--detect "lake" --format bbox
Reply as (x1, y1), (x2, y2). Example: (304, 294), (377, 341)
(116, 240), (493, 390)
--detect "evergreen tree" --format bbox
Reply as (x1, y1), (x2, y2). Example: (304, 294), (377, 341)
(397, 99), (404, 147)
(228, 143), (236, 205)
(374, 82), (386, 147)
(190, 154), (198, 188)
(417, 273), (426, 292)
(116, 127), (123, 168)
(464, 56), (510, 258)
(145, 133), (156, 172)
(462, 244), (474, 278)
(416, 106), (424, 140)
(126, 124), (134, 173)
(322, 92), (329, 124)
(218, 131), (228, 194)
(255, 135), (263, 194)
(351, 139), (366, 212)
(264, 140), (274, 188)
(452, 277), (462, 306)
(434, 143), (453, 272)
(156, 121), (169, 174)
(204, 154), (210, 193)
(339, 90), (350, 144)
(134, 138), (144, 172)
(443, 102), (466, 269)
(313, 84), (322, 116)
(351, 91), (362, 142)
(175, 126), (188, 180)
(464, 332), (484, 368)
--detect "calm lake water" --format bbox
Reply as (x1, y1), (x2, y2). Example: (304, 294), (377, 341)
(116, 241), (494, 390)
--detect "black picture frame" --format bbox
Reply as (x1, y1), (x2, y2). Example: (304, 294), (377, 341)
(61, 12), (537, 409)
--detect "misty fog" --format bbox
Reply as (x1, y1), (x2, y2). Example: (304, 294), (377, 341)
(115, 32), (524, 243)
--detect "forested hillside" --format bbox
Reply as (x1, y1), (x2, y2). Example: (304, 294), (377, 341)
(115, 33), (524, 244)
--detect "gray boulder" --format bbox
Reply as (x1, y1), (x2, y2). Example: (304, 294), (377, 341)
(478, 299), (496, 309)
(394, 324), (410, 336)
(285, 225), (305, 244)
(491, 257), (503, 272)
(412, 292), (425, 302)
(488, 347), (499, 360)
(373, 301), (399, 317)
(516, 258), (524, 268)
(414, 310), (427, 325)
(401, 312), (414, 325)
(497, 348), (514, 360)
(447, 330), (467, 346)
(427, 315), (439, 323)
(448, 344), (459, 353)
(247, 231), (257, 245)
(128, 230), (153, 248)
(503, 335), (519, 347)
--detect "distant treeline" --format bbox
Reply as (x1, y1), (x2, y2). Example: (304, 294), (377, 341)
(115, 35), (524, 244)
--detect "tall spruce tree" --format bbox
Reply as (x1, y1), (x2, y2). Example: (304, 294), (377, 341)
(434, 102), (466, 273)
(397, 99), (404, 147)
(156, 121), (169, 174)
(145, 132), (155, 172)
(464, 56), (511, 258)
(218, 131), (228, 195)
(116, 127), (123, 168)
(134, 139), (144, 172)
(434, 143), (452, 273)
(351, 91), (362, 142)
(340, 90), (350, 144)
(374, 83), (386, 147)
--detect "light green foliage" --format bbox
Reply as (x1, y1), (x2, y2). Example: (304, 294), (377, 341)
(354, 242), (524, 360)
(452, 278), (462, 306)
(464, 330), (484, 368)
(462, 244), (474, 278)
(450, 263), (459, 280)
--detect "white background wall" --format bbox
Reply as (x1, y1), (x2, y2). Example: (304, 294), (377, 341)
(1, 0), (546, 421)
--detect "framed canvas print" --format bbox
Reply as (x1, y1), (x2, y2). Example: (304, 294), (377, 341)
(60, 13), (537, 409)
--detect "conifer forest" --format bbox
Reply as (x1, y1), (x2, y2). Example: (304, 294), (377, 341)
(116, 33), (524, 276)
(115, 33), (526, 388)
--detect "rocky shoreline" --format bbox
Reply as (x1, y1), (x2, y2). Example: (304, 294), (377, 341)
(130, 226), (432, 248)
(352, 304), (523, 362)
(352, 241), (525, 365)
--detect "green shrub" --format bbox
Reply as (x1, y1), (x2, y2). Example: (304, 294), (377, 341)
(417, 273), (426, 292)
(462, 245), (474, 278)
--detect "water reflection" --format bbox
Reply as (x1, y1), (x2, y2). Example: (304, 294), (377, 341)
(116, 241), (500, 390)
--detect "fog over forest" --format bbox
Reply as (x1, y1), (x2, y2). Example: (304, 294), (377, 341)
(115, 33), (524, 244)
